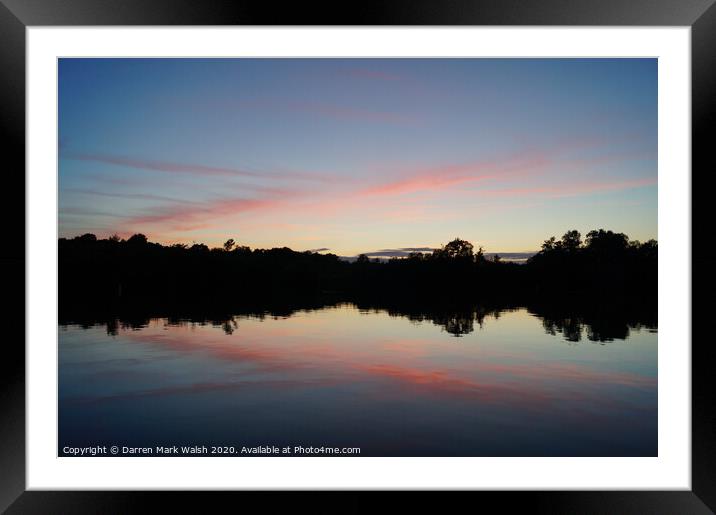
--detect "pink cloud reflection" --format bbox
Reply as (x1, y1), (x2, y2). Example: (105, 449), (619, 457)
(106, 319), (655, 410)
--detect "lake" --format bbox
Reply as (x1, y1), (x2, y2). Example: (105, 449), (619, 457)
(59, 303), (657, 456)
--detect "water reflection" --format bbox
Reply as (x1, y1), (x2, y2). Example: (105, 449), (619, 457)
(73, 299), (656, 342)
(59, 302), (657, 457)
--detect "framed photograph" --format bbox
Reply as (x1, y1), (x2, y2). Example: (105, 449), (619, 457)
(2, 0), (713, 512)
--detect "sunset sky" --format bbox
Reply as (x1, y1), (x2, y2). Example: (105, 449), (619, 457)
(58, 58), (657, 256)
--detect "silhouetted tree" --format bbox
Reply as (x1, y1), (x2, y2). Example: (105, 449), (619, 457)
(636, 239), (658, 259)
(435, 238), (474, 260)
(541, 236), (557, 252)
(189, 243), (209, 253)
(561, 230), (582, 252)
(127, 233), (148, 246)
(77, 233), (97, 243)
(585, 229), (628, 254)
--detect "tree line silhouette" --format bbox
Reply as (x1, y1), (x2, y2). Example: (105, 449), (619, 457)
(59, 228), (656, 327)
(59, 229), (656, 340)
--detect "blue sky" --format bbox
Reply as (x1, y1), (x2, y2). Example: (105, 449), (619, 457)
(58, 58), (657, 255)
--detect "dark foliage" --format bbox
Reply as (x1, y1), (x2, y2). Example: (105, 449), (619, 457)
(528, 229), (657, 298)
(59, 229), (656, 306)
(59, 229), (657, 340)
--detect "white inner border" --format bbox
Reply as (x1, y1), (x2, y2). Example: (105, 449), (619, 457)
(27, 27), (691, 490)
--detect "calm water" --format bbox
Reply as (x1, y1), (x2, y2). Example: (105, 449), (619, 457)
(59, 304), (657, 456)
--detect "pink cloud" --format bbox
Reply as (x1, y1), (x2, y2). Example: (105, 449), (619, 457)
(117, 150), (548, 233)
(361, 168), (493, 197)
(127, 196), (291, 231)
(102, 140), (653, 240)
(477, 177), (656, 199)
(359, 151), (551, 198)
(65, 188), (205, 205)
(64, 153), (328, 182)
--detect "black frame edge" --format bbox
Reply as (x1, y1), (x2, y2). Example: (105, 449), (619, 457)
(692, 0), (716, 512)
(2, 0), (715, 513)
(0, 0), (26, 513)
(1, 0), (715, 26)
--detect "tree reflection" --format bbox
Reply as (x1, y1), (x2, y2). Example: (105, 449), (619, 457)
(220, 317), (238, 335)
(60, 295), (655, 343)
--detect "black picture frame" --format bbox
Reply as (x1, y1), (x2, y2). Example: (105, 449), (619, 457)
(1, 1), (713, 512)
